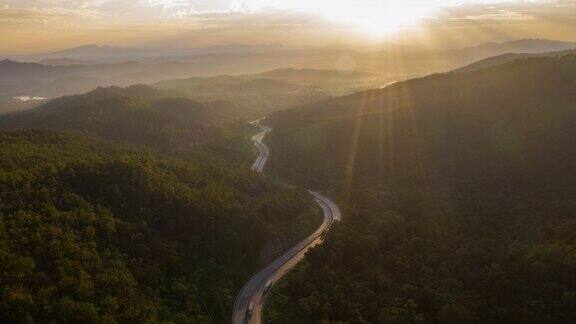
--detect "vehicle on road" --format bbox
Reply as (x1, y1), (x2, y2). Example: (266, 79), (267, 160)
(263, 280), (274, 295)
(246, 302), (254, 320)
(232, 123), (342, 324)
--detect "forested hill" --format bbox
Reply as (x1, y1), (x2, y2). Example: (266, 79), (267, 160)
(0, 130), (318, 323)
(265, 56), (576, 323)
(455, 48), (576, 73)
(0, 85), (247, 154)
(268, 55), (576, 190)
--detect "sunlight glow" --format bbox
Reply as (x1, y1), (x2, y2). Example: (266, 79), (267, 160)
(249, 0), (473, 35)
(301, 1), (433, 35)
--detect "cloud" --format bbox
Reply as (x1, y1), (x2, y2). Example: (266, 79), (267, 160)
(0, 0), (575, 53)
(425, 0), (576, 26)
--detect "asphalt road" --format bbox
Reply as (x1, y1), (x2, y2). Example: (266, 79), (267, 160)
(232, 122), (341, 324)
(250, 124), (272, 172)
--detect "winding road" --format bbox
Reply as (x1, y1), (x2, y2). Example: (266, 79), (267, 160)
(232, 122), (341, 324)
(250, 124), (272, 173)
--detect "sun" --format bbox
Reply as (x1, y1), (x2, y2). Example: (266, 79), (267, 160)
(319, 1), (433, 35)
(249, 0), (442, 35)
(243, 0), (463, 34)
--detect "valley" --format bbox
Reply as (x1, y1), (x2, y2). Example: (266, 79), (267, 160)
(233, 122), (341, 324)
(1, 3), (576, 322)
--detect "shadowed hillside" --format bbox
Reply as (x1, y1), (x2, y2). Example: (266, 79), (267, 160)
(0, 85), (253, 157)
(265, 56), (576, 323)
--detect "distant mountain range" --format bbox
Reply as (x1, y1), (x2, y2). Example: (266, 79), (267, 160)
(6, 43), (295, 64)
(0, 59), (372, 100)
(348, 38), (576, 77)
(5, 38), (575, 69)
(153, 68), (390, 113)
(17, 39), (574, 61)
(39, 58), (102, 66)
(46, 44), (149, 58)
(455, 47), (576, 73)
(156, 68), (382, 93)
(0, 59), (204, 98)
(454, 39), (576, 55)
(1, 38), (575, 111)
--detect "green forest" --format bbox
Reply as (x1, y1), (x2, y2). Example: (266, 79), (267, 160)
(265, 56), (576, 323)
(2, 48), (576, 324)
(0, 126), (319, 323)
(0, 85), (254, 156)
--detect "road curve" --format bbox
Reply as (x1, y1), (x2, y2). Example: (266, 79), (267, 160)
(232, 122), (341, 324)
(250, 124), (272, 173)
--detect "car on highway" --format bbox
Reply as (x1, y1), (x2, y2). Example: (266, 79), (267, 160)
(246, 302), (254, 320)
(263, 280), (274, 295)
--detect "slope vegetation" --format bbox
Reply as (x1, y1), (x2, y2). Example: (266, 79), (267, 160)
(265, 56), (576, 323)
(0, 85), (250, 156)
(154, 68), (383, 116)
(0, 130), (318, 323)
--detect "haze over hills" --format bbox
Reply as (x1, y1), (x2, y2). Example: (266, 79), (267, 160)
(264, 55), (576, 323)
(245, 68), (380, 85)
(47, 45), (149, 59)
(455, 48), (576, 73)
(39, 58), (102, 66)
(449, 39), (576, 56)
(154, 68), (385, 113)
(0, 60), (367, 101)
(9, 39), (574, 64)
(5, 44), (297, 64)
(0, 58), (192, 85)
(2, 37), (573, 116)
(1, 39), (574, 100)
(4, 38), (574, 73)
(0, 61), (385, 116)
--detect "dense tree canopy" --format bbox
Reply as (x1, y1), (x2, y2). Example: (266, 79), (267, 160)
(0, 131), (319, 323)
(265, 56), (576, 323)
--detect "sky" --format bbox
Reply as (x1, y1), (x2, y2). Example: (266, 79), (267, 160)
(1, 0), (575, 53)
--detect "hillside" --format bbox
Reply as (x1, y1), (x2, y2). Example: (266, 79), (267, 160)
(155, 75), (307, 95)
(455, 49), (576, 73)
(0, 130), (319, 322)
(347, 38), (576, 78)
(0, 59), (208, 100)
(451, 39), (576, 57)
(265, 56), (576, 323)
(245, 68), (381, 84)
(0, 85), (249, 154)
(154, 72), (334, 115)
